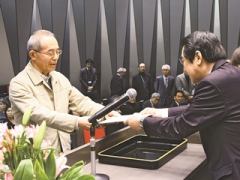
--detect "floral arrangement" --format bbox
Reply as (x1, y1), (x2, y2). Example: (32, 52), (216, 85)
(0, 108), (94, 180)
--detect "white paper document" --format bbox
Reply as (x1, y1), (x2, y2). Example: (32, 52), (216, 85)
(98, 114), (149, 125)
(98, 115), (131, 125)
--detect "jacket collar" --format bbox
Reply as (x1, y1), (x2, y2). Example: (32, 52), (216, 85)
(211, 59), (227, 72)
(26, 62), (55, 87)
(25, 62), (44, 86)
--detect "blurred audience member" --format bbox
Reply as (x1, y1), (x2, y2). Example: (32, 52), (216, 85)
(0, 98), (7, 123)
(175, 72), (195, 101)
(5, 106), (14, 129)
(80, 58), (98, 101)
(120, 96), (142, 115)
(132, 63), (153, 102)
(110, 67), (128, 97)
(142, 93), (162, 109)
(230, 47), (240, 67)
(170, 90), (187, 107)
(155, 64), (175, 107)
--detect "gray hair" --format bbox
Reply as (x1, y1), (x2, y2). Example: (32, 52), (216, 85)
(27, 30), (55, 51)
(162, 64), (170, 70)
(117, 67), (127, 73)
(151, 92), (160, 98)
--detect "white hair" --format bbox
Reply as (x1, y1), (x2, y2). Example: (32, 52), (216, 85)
(27, 30), (55, 51)
(162, 64), (170, 70)
(117, 67), (127, 73)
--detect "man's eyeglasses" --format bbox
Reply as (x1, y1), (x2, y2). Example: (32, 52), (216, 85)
(33, 49), (62, 57)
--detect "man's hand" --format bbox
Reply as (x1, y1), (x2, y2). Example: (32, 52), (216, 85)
(78, 117), (92, 129)
(105, 110), (121, 119)
(125, 113), (144, 132)
(140, 107), (168, 117)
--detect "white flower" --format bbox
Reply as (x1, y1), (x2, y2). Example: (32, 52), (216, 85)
(10, 125), (24, 138)
(55, 155), (70, 177)
(25, 125), (37, 139)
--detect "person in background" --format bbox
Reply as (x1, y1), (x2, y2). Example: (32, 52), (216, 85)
(142, 93), (161, 109)
(119, 96), (142, 115)
(155, 64), (175, 107)
(230, 47), (240, 68)
(110, 67), (127, 97)
(175, 72), (194, 101)
(0, 98), (7, 123)
(132, 63), (153, 102)
(9, 30), (117, 153)
(170, 90), (187, 107)
(1, 97), (14, 128)
(80, 58), (98, 101)
(127, 31), (240, 179)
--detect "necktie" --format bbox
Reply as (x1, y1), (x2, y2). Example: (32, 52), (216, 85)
(165, 77), (168, 88)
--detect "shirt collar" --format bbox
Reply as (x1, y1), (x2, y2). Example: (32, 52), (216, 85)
(26, 62), (52, 86)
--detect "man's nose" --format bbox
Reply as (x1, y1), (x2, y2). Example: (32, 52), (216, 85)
(52, 53), (59, 60)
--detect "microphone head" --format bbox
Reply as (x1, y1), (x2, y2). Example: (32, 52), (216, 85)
(125, 88), (137, 100)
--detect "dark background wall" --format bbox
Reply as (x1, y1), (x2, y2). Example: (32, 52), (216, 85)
(0, 0), (240, 98)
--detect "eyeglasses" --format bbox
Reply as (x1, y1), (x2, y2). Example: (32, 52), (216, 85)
(33, 49), (62, 57)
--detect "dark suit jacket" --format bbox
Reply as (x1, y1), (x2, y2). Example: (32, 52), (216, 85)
(170, 100), (188, 107)
(132, 73), (153, 101)
(142, 99), (162, 109)
(80, 67), (97, 93)
(143, 60), (240, 180)
(155, 75), (175, 107)
(110, 74), (127, 96)
(120, 101), (142, 115)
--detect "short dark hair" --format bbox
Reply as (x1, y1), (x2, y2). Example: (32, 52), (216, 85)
(231, 47), (240, 67)
(175, 90), (184, 96)
(181, 31), (226, 63)
(85, 58), (94, 64)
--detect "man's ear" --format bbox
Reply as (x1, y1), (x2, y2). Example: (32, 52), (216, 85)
(194, 50), (203, 65)
(28, 50), (36, 60)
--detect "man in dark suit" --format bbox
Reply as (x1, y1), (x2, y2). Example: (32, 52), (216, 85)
(142, 92), (162, 109)
(155, 64), (175, 107)
(175, 72), (195, 101)
(80, 58), (98, 101)
(127, 31), (240, 180)
(170, 90), (188, 107)
(132, 63), (153, 102)
(110, 67), (127, 97)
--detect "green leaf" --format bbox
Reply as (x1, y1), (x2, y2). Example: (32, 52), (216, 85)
(60, 161), (84, 179)
(22, 107), (33, 126)
(14, 159), (34, 180)
(34, 159), (49, 180)
(45, 149), (56, 179)
(33, 121), (46, 149)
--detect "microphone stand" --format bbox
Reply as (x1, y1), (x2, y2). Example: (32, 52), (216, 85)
(89, 121), (109, 180)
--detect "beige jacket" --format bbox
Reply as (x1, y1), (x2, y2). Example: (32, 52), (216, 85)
(9, 62), (103, 152)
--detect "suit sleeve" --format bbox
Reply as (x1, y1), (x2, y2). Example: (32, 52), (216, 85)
(143, 81), (226, 139)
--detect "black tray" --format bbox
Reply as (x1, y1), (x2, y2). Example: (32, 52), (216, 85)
(98, 135), (188, 169)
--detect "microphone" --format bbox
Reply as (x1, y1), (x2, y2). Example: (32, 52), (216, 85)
(88, 88), (137, 124)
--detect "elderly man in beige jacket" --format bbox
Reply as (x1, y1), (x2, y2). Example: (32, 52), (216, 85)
(9, 30), (107, 153)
